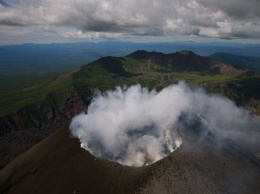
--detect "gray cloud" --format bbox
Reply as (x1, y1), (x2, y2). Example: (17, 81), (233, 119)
(0, 0), (260, 40)
(197, 0), (260, 19)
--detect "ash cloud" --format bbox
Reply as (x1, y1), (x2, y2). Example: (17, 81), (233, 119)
(70, 82), (259, 166)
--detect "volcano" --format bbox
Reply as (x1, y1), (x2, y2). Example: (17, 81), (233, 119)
(1, 50), (260, 194)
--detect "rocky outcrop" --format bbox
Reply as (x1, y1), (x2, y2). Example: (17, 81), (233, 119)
(63, 93), (87, 117)
(0, 92), (87, 136)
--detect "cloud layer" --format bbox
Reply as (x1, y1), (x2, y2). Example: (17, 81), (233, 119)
(70, 82), (259, 166)
(0, 0), (260, 41)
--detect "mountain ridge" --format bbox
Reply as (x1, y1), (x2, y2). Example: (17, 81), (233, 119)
(0, 50), (255, 134)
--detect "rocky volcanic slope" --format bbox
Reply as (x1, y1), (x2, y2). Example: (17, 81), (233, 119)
(0, 126), (259, 194)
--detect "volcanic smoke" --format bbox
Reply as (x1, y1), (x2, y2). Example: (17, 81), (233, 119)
(70, 82), (258, 166)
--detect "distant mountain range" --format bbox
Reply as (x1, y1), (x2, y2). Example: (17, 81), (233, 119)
(1, 41), (260, 75)
(208, 52), (260, 73)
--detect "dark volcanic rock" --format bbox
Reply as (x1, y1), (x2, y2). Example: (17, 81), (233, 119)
(0, 126), (259, 194)
(0, 93), (87, 136)
(0, 124), (65, 171)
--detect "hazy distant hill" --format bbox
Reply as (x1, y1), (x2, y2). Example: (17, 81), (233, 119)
(208, 52), (260, 73)
(1, 41), (260, 75)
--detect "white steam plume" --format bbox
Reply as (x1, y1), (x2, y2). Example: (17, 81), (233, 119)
(70, 82), (259, 166)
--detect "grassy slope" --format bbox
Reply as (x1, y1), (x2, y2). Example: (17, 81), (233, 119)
(0, 70), (78, 116)
(1, 51), (260, 131)
(74, 55), (260, 115)
(74, 56), (239, 96)
(1, 54), (257, 116)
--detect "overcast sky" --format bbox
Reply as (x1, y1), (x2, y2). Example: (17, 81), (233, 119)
(0, 0), (260, 45)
